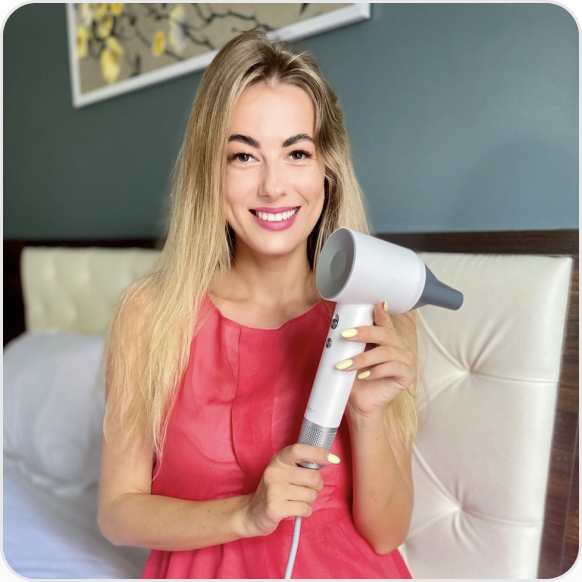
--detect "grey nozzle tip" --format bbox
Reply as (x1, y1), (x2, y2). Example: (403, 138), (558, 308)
(413, 265), (464, 310)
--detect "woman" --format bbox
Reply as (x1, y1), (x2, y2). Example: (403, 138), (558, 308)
(97, 30), (419, 579)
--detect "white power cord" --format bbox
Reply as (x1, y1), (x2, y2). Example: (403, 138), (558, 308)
(284, 516), (302, 579)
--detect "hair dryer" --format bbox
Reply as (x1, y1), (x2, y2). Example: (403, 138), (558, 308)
(297, 227), (464, 469)
(284, 227), (464, 578)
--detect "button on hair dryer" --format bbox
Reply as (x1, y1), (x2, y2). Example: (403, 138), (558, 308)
(297, 227), (464, 469)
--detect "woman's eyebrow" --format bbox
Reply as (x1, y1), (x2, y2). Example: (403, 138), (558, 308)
(228, 134), (314, 148)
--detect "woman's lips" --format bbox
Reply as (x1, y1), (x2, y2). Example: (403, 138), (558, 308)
(250, 207), (300, 231)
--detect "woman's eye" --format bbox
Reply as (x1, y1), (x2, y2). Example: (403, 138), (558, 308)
(230, 152), (253, 163)
(291, 150), (313, 161)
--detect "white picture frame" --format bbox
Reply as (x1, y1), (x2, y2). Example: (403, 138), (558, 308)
(66, 3), (371, 108)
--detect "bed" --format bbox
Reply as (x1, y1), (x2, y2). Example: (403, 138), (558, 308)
(3, 229), (578, 579)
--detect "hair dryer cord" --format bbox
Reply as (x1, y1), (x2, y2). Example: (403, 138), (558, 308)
(284, 516), (302, 579)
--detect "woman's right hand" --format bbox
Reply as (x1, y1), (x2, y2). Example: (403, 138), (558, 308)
(241, 444), (340, 538)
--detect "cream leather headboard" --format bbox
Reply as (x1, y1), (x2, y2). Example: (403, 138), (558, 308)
(21, 247), (160, 333)
(401, 252), (572, 579)
(20, 246), (573, 578)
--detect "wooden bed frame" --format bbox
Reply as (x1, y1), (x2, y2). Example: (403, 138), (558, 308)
(4, 228), (578, 578)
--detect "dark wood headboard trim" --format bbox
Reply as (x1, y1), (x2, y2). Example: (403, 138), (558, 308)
(3, 229), (578, 578)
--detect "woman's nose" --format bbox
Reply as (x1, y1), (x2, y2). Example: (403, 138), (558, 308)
(259, 161), (287, 198)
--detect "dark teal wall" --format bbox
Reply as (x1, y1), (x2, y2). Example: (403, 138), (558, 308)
(4, 3), (578, 239)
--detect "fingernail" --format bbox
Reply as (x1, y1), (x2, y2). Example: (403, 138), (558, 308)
(340, 328), (357, 338)
(358, 370), (371, 379)
(327, 453), (341, 464)
(383, 301), (388, 312)
(335, 359), (353, 370)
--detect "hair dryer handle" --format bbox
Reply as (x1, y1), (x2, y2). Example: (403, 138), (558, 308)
(297, 304), (374, 469)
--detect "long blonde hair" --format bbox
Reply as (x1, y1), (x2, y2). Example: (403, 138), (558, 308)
(99, 30), (420, 478)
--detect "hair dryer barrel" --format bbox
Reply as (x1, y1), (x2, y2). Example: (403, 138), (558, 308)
(316, 228), (463, 312)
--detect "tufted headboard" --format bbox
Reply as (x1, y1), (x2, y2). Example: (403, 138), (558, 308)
(20, 247), (160, 333)
(2, 229), (578, 578)
(401, 251), (572, 579)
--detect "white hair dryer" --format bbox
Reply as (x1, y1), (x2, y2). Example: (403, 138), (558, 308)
(297, 227), (464, 468)
(284, 227), (464, 578)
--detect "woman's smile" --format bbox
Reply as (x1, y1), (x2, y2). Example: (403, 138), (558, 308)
(249, 206), (301, 231)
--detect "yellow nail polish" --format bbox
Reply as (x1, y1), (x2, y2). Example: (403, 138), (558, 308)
(327, 453), (341, 464)
(383, 301), (388, 312)
(335, 359), (353, 370)
(340, 329), (358, 338)
(358, 370), (371, 380)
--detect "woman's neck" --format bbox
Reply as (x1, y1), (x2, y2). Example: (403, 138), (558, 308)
(209, 252), (320, 310)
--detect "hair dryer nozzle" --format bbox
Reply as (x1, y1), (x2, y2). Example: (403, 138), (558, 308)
(413, 265), (463, 310)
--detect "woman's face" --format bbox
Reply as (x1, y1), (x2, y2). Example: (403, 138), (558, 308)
(224, 82), (326, 260)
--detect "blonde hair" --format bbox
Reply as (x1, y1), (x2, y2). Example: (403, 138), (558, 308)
(99, 30), (420, 478)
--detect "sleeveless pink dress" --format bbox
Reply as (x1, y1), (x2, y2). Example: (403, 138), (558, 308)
(141, 293), (412, 579)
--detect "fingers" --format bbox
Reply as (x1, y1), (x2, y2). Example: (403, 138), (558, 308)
(266, 444), (338, 523)
(339, 302), (406, 348)
(277, 443), (340, 469)
(288, 465), (324, 492)
(356, 359), (416, 386)
(340, 323), (401, 348)
(286, 483), (319, 504)
(334, 344), (413, 373)
(286, 500), (314, 518)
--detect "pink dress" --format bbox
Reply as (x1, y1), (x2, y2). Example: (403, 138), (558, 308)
(141, 293), (412, 579)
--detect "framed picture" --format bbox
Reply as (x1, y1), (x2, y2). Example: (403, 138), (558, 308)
(66, 3), (371, 108)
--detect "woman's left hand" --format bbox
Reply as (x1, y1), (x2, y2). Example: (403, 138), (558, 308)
(336, 301), (417, 420)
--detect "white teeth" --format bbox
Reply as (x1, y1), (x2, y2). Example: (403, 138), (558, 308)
(256, 208), (298, 222)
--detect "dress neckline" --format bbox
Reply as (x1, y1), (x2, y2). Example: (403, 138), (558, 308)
(205, 292), (324, 331)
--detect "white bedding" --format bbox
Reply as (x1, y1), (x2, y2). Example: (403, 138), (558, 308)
(3, 459), (150, 579)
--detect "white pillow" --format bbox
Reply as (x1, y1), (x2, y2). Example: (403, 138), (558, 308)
(3, 331), (106, 496)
